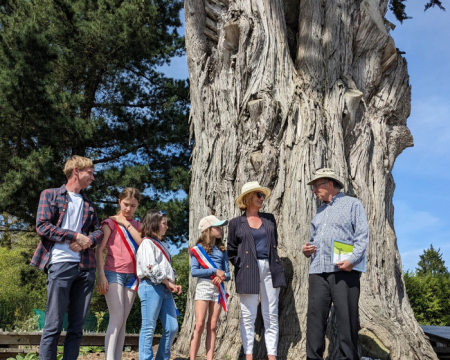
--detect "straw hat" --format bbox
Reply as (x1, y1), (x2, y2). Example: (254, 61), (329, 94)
(307, 168), (344, 189)
(235, 181), (271, 208)
(198, 215), (228, 232)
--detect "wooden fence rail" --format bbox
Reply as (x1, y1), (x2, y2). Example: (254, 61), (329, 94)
(0, 332), (160, 359)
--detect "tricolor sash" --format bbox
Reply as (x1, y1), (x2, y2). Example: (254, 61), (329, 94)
(151, 237), (171, 264)
(113, 221), (139, 291)
(149, 237), (180, 317)
(189, 244), (229, 312)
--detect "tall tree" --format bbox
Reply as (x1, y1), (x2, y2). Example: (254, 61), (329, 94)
(404, 271), (450, 326)
(416, 244), (448, 276)
(0, 0), (190, 244)
(175, 0), (438, 359)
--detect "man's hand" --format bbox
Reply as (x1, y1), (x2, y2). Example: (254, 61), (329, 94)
(69, 242), (83, 252)
(335, 259), (354, 272)
(215, 269), (226, 281)
(302, 242), (317, 256)
(76, 233), (92, 250)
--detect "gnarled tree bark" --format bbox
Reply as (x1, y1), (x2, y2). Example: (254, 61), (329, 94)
(174, 0), (437, 359)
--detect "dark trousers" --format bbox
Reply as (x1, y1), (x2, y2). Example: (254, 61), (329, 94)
(306, 271), (361, 360)
(39, 262), (95, 360)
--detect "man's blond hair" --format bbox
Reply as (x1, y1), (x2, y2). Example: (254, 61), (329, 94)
(63, 156), (94, 179)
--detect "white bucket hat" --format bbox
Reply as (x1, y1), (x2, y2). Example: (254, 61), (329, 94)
(235, 181), (271, 209)
(307, 168), (344, 189)
(198, 215), (228, 232)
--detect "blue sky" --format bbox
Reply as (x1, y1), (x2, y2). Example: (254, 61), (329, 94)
(164, 4), (450, 271)
(386, 4), (450, 271)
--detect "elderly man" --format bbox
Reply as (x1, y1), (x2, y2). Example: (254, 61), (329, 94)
(302, 168), (369, 360)
(31, 156), (104, 360)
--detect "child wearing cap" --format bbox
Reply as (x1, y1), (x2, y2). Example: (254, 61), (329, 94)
(189, 215), (230, 360)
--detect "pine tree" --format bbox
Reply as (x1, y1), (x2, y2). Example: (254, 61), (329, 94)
(416, 244), (449, 276)
(0, 0), (190, 245)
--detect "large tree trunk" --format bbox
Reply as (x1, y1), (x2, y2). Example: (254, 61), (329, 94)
(174, 0), (437, 359)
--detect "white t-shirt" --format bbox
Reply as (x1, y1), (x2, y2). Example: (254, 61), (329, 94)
(50, 191), (84, 264)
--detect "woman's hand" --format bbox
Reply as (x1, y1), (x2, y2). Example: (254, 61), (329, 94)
(212, 276), (223, 286)
(97, 274), (108, 295)
(109, 214), (130, 228)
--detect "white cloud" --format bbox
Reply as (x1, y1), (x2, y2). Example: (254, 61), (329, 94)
(393, 200), (450, 271)
(394, 200), (441, 234)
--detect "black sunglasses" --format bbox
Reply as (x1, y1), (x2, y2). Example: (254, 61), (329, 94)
(255, 192), (266, 199)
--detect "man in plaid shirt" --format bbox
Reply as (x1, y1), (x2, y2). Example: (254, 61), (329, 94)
(31, 155), (104, 360)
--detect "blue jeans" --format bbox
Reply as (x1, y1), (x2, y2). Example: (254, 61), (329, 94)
(39, 262), (95, 360)
(138, 280), (178, 360)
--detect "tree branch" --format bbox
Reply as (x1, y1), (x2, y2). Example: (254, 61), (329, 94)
(93, 103), (156, 108)
(93, 145), (144, 164)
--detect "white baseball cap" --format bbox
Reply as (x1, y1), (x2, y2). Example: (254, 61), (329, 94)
(198, 215), (228, 232)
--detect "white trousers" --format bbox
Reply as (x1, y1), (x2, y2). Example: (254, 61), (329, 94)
(239, 259), (280, 356)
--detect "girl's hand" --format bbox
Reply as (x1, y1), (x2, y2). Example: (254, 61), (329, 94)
(109, 214), (130, 227)
(164, 280), (182, 295)
(174, 284), (182, 295)
(97, 274), (109, 295)
(164, 280), (177, 293)
(215, 269), (226, 281)
(212, 276), (223, 286)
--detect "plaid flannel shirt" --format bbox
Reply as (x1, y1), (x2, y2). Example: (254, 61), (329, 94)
(30, 184), (104, 270)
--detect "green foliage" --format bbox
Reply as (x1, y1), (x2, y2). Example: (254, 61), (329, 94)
(389, 0), (446, 23)
(0, 0), (190, 246)
(13, 314), (40, 332)
(416, 244), (448, 276)
(94, 311), (107, 333)
(404, 271), (450, 325)
(78, 346), (105, 355)
(7, 353), (39, 360)
(389, 0), (411, 23)
(172, 247), (190, 328)
(0, 245), (47, 330)
(404, 244), (450, 325)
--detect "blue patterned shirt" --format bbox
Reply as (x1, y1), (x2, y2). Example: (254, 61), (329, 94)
(308, 192), (369, 274)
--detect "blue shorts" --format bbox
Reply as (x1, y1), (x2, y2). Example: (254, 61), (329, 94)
(104, 270), (135, 287)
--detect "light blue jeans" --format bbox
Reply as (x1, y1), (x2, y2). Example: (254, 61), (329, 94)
(138, 280), (178, 360)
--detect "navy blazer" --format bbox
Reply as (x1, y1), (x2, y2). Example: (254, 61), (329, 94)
(227, 212), (286, 294)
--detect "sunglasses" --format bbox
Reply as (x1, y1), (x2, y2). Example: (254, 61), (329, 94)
(157, 210), (166, 216)
(255, 192), (266, 199)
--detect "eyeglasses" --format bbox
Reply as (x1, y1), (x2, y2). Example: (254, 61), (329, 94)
(310, 181), (329, 190)
(255, 192), (266, 199)
(157, 210), (166, 216)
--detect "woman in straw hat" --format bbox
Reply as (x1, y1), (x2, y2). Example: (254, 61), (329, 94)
(227, 181), (286, 360)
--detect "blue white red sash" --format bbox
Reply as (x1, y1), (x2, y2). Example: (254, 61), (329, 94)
(151, 238), (171, 264)
(189, 244), (229, 312)
(113, 221), (139, 291)
(149, 237), (180, 317)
